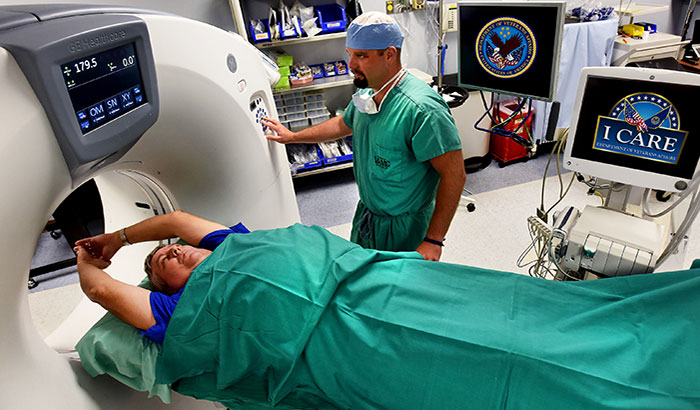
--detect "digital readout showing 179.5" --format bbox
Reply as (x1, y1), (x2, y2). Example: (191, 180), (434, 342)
(62, 42), (146, 134)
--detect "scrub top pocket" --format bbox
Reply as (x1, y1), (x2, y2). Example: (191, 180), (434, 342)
(370, 144), (404, 183)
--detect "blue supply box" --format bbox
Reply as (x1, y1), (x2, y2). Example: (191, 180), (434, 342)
(315, 4), (347, 34)
(636, 22), (657, 34)
(319, 137), (353, 165)
(288, 144), (323, 172)
(309, 64), (324, 79)
(312, 60), (348, 77)
(249, 19), (271, 43)
(279, 21), (301, 39)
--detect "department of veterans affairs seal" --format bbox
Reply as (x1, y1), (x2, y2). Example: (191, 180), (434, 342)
(476, 17), (536, 78)
(592, 92), (688, 164)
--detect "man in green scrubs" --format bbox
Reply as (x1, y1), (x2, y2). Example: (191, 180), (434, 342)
(263, 12), (465, 261)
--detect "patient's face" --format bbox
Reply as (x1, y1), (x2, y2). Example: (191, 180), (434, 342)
(150, 244), (212, 292)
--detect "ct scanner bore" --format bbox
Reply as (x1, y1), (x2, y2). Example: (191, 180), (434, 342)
(0, 6), (299, 409)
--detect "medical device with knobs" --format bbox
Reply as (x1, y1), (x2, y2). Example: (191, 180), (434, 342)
(0, 6), (299, 409)
(560, 206), (664, 277)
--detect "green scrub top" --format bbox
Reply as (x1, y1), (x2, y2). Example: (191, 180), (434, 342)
(343, 72), (462, 251)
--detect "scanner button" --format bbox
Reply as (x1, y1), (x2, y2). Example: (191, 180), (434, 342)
(119, 90), (135, 110)
(104, 96), (121, 118)
(88, 102), (106, 125)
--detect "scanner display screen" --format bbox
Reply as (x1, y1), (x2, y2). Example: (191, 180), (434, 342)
(61, 42), (146, 134)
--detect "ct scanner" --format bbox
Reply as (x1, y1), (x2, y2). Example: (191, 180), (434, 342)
(0, 5), (299, 409)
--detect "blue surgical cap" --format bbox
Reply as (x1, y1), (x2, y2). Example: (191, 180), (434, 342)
(346, 12), (404, 50)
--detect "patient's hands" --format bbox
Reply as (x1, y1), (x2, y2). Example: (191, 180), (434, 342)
(75, 231), (122, 262)
(74, 244), (111, 269)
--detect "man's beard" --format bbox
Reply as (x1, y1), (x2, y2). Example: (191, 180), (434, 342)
(353, 76), (368, 89)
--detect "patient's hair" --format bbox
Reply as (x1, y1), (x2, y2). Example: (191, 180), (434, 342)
(144, 244), (175, 294)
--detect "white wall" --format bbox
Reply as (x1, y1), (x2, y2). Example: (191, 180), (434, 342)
(360, 0), (691, 77)
(357, 0), (439, 76)
(0, 0), (237, 33)
(6, 0), (691, 75)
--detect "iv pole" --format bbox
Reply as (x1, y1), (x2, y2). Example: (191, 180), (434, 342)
(437, 0), (445, 90)
(681, 0), (698, 41)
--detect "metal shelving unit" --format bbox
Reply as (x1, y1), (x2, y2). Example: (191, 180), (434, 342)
(229, 0), (355, 177)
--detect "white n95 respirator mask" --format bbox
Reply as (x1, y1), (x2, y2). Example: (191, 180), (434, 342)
(352, 69), (406, 115)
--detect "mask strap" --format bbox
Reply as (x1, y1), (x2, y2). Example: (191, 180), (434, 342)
(376, 69), (406, 112)
(375, 68), (406, 94)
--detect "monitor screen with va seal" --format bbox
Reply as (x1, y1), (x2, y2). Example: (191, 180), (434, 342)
(457, 1), (565, 101)
(564, 67), (700, 192)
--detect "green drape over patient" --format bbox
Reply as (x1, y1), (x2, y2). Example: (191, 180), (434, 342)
(156, 224), (700, 409)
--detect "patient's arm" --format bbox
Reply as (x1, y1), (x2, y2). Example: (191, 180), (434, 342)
(76, 210), (227, 261)
(75, 245), (156, 331)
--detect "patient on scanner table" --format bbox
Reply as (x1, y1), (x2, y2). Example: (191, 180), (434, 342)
(75, 210), (250, 343)
(74, 210), (700, 409)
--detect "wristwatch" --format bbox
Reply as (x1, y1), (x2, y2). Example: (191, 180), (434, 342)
(118, 228), (132, 246)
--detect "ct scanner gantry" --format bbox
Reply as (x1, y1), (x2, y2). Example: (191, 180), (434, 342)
(0, 5), (299, 409)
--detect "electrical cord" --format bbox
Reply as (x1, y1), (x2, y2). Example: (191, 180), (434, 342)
(518, 216), (556, 279)
(538, 128), (575, 221)
(478, 90), (497, 124)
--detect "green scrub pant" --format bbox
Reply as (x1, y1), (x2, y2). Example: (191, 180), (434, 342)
(350, 200), (433, 252)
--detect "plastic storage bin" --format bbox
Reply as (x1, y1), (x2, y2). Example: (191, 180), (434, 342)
(285, 111), (306, 121)
(309, 114), (330, 126)
(306, 108), (328, 117)
(282, 95), (304, 105)
(309, 64), (324, 79)
(279, 21), (300, 39)
(288, 118), (310, 130)
(319, 137), (353, 165)
(249, 19), (271, 43)
(315, 5), (347, 34)
(304, 91), (324, 102)
(287, 144), (322, 172)
(284, 104), (305, 113)
(305, 101), (326, 110)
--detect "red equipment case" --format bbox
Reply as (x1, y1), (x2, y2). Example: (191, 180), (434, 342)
(490, 100), (534, 166)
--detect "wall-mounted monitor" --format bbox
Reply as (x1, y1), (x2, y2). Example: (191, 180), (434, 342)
(564, 67), (700, 192)
(457, 0), (565, 101)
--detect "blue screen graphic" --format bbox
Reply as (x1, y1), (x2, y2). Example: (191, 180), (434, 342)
(62, 42), (146, 134)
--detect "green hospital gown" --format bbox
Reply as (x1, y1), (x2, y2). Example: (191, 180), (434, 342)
(342, 72), (462, 251)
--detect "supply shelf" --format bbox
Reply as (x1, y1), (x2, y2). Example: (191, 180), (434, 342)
(293, 161), (353, 178)
(614, 3), (670, 24)
(274, 75), (354, 95)
(254, 31), (347, 49)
